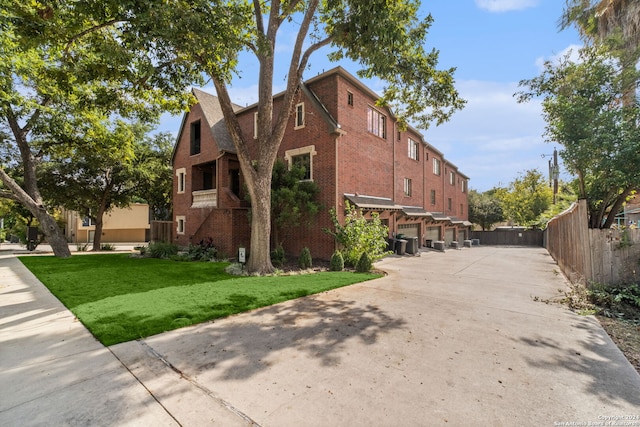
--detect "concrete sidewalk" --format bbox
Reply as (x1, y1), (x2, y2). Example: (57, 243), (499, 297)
(1, 247), (639, 426)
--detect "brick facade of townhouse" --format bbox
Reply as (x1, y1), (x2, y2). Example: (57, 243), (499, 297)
(171, 67), (470, 260)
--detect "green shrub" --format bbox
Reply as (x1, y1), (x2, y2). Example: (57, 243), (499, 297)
(298, 247), (312, 269)
(100, 243), (116, 251)
(330, 250), (344, 271)
(187, 238), (217, 261)
(271, 243), (286, 267)
(355, 251), (372, 273)
(325, 201), (391, 266)
(148, 242), (179, 259)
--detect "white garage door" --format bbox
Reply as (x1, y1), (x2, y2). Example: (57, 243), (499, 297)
(397, 224), (419, 238)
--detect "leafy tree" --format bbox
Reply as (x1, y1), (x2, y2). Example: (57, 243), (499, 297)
(468, 189), (504, 231)
(134, 133), (174, 221)
(270, 159), (322, 247)
(518, 46), (640, 228)
(326, 201), (390, 266)
(494, 170), (553, 228)
(120, 0), (465, 273)
(561, 0), (640, 104)
(0, 2), (195, 257)
(39, 121), (146, 251)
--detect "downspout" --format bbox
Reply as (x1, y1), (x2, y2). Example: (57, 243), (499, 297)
(335, 133), (340, 254)
(392, 121), (397, 236)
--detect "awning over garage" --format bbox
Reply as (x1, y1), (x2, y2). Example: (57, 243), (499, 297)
(402, 207), (433, 219)
(344, 194), (403, 211)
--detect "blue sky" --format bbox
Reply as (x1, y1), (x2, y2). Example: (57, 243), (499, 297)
(158, 0), (582, 192)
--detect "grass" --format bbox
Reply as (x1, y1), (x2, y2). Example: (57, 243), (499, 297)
(19, 254), (381, 346)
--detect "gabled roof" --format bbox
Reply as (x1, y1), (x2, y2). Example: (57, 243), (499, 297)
(193, 89), (243, 153)
(171, 89), (242, 164)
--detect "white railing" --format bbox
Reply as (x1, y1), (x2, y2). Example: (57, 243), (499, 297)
(191, 189), (217, 208)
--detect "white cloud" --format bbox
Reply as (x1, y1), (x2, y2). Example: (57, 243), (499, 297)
(475, 0), (538, 13)
(535, 44), (583, 71)
(425, 79), (554, 191)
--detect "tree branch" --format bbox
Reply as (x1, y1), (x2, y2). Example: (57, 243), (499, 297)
(64, 19), (124, 56)
(299, 36), (333, 72)
(252, 0), (265, 36)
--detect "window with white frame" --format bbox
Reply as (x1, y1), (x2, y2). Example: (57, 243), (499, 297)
(433, 158), (441, 175)
(404, 178), (412, 196)
(295, 103), (305, 129)
(449, 171), (456, 185)
(367, 106), (386, 139)
(253, 112), (258, 139)
(176, 168), (186, 194)
(461, 179), (467, 193)
(408, 138), (419, 160)
(176, 215), (186, 234)
(347, 91), (353, 106)
(285, 145), (317, 181)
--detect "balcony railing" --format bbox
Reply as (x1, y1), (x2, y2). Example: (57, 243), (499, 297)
(191, 189), (217, 208)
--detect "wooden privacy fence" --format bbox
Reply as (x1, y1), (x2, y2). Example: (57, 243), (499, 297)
(150, 221), (173, 243)
(470, 230), (543, 246)
(545, 199), (640, 285)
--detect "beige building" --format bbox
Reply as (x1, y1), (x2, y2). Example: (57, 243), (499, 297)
(64, 204), (150, 244)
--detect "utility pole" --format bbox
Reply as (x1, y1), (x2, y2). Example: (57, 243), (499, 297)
(543, 148), (559, 204)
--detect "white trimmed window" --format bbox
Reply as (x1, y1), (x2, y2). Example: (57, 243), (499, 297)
(461, 179), (467, 193)
(295, 103), (305, 129)
(404, 178), (412, 196)
(176, 215), (186, 235)
(449, 171), (456, 185)
(408, 138), (419, 160)
(433, 158), (441, 176)
(253, 112), (258, 139)
(176, 168), (186, 194)
(367, 106), (386, 139)
(285, 145), (317, 181)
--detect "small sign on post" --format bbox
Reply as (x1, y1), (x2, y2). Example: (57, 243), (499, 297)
(238, 247), (246, 264)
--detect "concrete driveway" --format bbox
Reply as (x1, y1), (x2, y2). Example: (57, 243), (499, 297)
(2, 246), (639, 426)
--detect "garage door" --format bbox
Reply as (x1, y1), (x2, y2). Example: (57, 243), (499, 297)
(444, 228), (455, 245)
(425, 226), (440, 246)
(397, 224), (419, 238)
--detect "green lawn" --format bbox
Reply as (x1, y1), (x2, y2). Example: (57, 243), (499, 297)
(19, 254), (380, 346)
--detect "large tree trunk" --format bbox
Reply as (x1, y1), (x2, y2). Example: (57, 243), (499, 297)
(35, 208), (72, 256)
(244, 164), (275, 275)
(92, 215), (104, 251)
(0, 168), (71, 257)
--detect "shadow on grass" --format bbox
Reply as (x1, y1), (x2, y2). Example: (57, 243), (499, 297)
(147, 293), (407, 381)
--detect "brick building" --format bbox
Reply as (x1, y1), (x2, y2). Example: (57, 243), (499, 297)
(172, 67), (470, 259)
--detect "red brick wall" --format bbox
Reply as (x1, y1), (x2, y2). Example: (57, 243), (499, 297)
(173, 69), (469, 259)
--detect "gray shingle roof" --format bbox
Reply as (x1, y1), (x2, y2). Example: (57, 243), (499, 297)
(192, 88), (242, 154)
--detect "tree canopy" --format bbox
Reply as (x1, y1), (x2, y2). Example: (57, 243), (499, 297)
(518, 46), (640, 228)
(468, 189), (504, 231)
(0, 1), (196, 255)
(493, 170), (553, 228)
